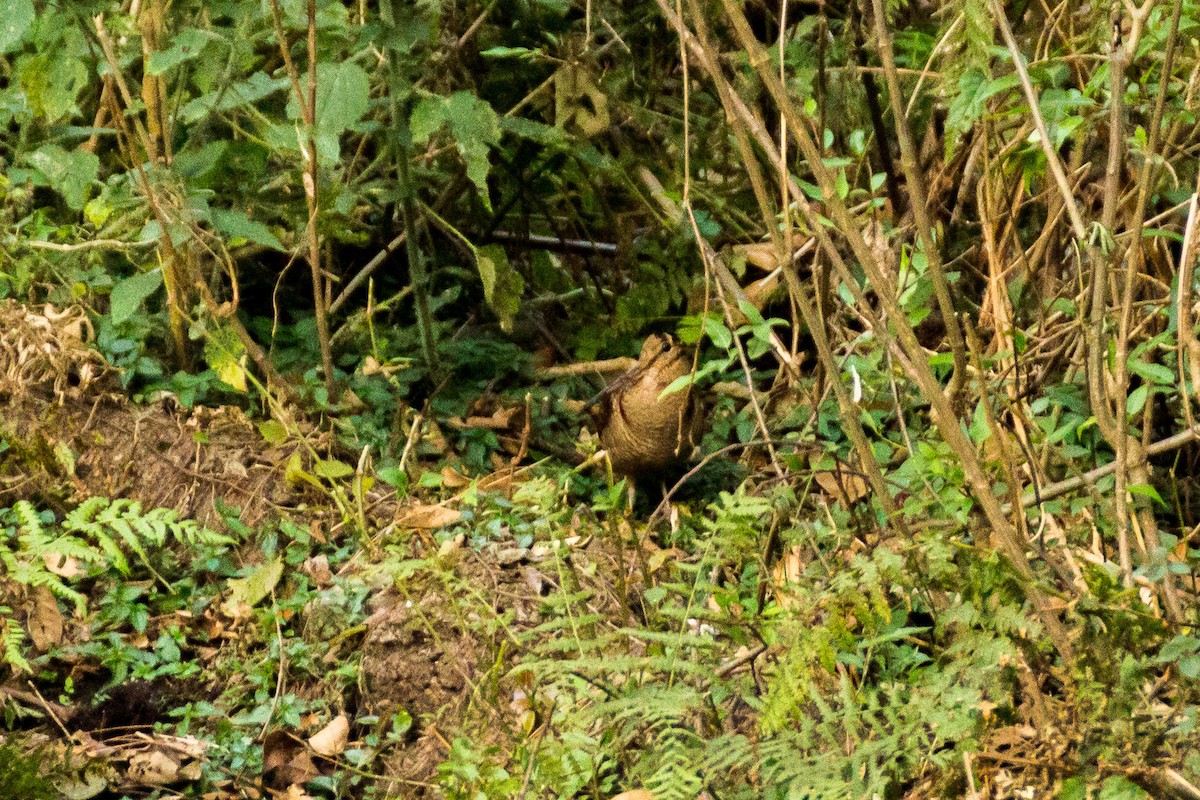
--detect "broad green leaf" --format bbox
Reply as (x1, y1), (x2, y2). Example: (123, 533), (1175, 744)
(257, 419), (288, 446)
(1128, 358), (1174, 386)
(1055, 776), (1086, 800)
(1181, 654), (1200, 679)
(204, 326), (248, 393)
(287, 61), (371, 135)
(0, 0), (33, 53)
(224, 555), (284, 611)
(19, 52), (88, 122)
(476, 244), (523, 332)
(110, 270), (164, 325)
(410, 96), (446, 143)
(210, 208), (284, 251)
(1126, 384), (1148, 417)
(285, 451), (322, 490)
(146, 28), (211, 76)
(1097, 776), (1148, 800)
(314, 459), (355, 479)
(1127, 483), (1165, 506)
(27, 144), (98, 209)
(181, 72), (289, 124)
(659, 373), (695, 399)
(703, 315), (732, 349)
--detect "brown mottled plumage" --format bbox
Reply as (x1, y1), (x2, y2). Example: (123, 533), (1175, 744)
(593, 333), (700, 479)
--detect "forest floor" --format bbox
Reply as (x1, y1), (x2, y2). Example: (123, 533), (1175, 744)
(0, 299), (1192, 799)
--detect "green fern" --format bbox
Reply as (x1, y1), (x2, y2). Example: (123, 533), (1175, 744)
(1, 611), (32, 673)
(0, 497), (235, 672)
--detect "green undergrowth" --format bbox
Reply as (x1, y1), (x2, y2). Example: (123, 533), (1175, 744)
(2, 461), (1197, 798)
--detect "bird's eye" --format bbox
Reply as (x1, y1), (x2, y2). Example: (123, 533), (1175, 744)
(660, 339), (671, 353)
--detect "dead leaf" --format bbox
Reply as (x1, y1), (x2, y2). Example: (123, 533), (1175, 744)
(440, 466), (471, 488)
(27, 585), (64, 651)
(262, 729), (318, 789)
(56, 765), (110, 800)
(397, 504), (462, 530)
(127, 749), (180, 786)
(611, 791), (655, 800)
(307, 714), (349, 758)
(812, 468), (870, 506)
(43, 551), (84, 579)
(302, 555), (333, 586)
(771, 547), (806, 611)
(735, 242), (780, 271)
(450, 406), (521, 431)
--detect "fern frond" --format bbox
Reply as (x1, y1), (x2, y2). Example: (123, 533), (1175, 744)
(1, 614), (31, 673)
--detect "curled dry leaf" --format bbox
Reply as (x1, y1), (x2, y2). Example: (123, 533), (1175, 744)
(398, 503), (462, 529)
(302, 554), (333, 586)
(307, 714), (349, 758)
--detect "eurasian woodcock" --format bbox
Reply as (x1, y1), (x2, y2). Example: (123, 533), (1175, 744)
(592, 333), (700, 479)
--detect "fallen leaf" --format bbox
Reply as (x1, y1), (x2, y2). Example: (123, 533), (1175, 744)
(27, 585), (64, 651)
(734, 242), (780, 271)
(127, 750), (181, 786)
(56, 766), (109, 800)
(398, 504), (462, 529)
(43, 551), (84, 579)
(284, 784), (315, 800)
(812, 468), (869, 506)
(440, 466), (471, 488)
(770, 547), (806, 611)
(611, 791), (655, 800)
(307, 714), (349, 757)
(262, 729), (318, 789)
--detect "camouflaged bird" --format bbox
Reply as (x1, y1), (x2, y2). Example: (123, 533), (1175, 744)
(592, 333), (700, 479)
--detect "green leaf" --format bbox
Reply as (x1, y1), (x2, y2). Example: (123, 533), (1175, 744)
(19, 52), (88, 122)
(1097, 776), (1148, 800)
(181, 72), (289, 124)
(1179, 654), (1200, 679)
(481, 46), (536, 58)
(0, 0), (33, 53)
(210, 208), (285, 251)
(110, 270), (164, 325)
(1128, 358), (1174, 386)
(203, 326), (248, 393)
(287, 61), (371, 135)
(410, 96), (446, 143)
(146, 28), (211, 76)
(257, 419), (288, 446)
(314, 459), (355, 479)
(703, 315), (732, 349)
(224, 556), (284, 610)
(1055, 776), (1087, 800)
(1126, 384), (1148, 417)
(1127, 482), (1166, 506)
(26, 144), (99, 210)
(659, 373), (694, 399)
(475, 245), (523, 332)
